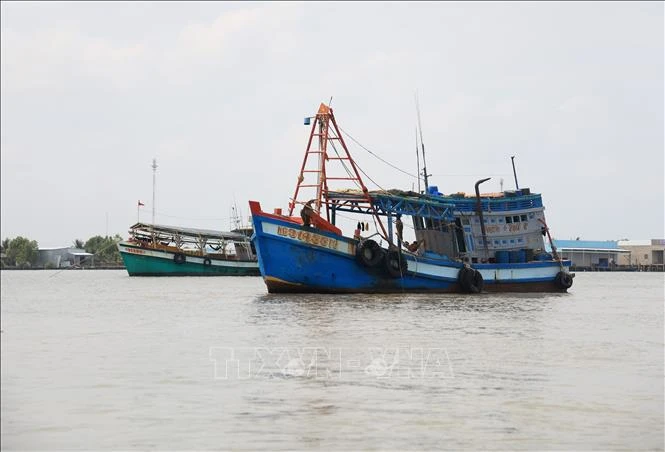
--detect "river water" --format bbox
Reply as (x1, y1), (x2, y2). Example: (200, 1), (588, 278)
(1, 270), (663, 450)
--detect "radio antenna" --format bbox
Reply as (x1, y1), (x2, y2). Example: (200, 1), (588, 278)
(415, 92), (430, 192)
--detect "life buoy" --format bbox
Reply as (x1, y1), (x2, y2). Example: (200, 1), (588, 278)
(458, 266), (483, 293)
(385, 250), (407, 278)
(356, 239), (384, 267)
(555, 271), (573, 289)
(203, 257), (212, 266)
(173, 253), (186, 264)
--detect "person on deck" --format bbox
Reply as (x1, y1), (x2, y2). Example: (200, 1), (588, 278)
(405, 239), (425, 254)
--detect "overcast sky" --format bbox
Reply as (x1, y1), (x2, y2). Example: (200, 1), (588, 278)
(1, 1), (663, 247)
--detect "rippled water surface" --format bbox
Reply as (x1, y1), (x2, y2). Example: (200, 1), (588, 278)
(1, 270), (663, 450)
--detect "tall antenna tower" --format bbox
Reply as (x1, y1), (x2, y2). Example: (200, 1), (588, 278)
(152, 158), (157, 226)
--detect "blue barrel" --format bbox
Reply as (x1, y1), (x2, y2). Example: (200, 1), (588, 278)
(509, 250), (522, 263)
(518, 249), (526, 263)
(524, 248), (535, 262)
(495, 250), (510, 263)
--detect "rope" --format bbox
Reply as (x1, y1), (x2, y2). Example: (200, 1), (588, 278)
(340, 126), (419, 179)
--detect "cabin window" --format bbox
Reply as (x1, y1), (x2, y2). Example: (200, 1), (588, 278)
(518, 238), (524, 243)
(529, 213), (535, 219)
(513, 215), (520, 223)
(413, 216), (424, 230)
(505, 216), (513, 224)
(490, 218), (496, 223)
(510, 239), (515, 244)
(499, 218), (504, 223)
(462, 218), (470, 225)
(494, 240), (499, 245)
(502, 240), (507, 244)
(520, 214), (527, 222)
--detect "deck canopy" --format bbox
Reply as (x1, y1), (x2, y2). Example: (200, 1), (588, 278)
(326, 189), (542, 221)
(129, 222), (250, 242)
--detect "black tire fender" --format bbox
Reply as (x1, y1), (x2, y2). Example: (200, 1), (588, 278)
(173, 253), (186, 264)
(356, 239), (384, 267)
(555, 271), (573, 289)
(385, 250), (407, 278)
(203, 257), (212, 266)
(458, 266), (483, 293)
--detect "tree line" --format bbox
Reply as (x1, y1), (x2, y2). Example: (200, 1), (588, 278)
(0, 235), (123, 268)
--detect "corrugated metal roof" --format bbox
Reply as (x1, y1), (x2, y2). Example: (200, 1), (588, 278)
(129, 222), (250, 241)
(553, 240), (619, 250)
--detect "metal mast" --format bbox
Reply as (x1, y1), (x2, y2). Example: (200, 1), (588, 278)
(152, 158), (157, 226)
(415, 93), (430, 193)
(510, 155), (519, 190)
(288, 103), (389, 240)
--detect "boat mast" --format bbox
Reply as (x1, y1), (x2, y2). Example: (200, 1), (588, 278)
(316, 109), (326, 210)
(288, 103), (389, 240)
(415, 93), (430, 193)
(415, 126), (421, 193)
(152, 158), (157, 226)
(511, 155), (520, 190)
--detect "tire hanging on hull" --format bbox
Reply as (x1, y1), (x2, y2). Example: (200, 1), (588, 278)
(385, 250), (407, 278)
(555, 271), (573, 289)
(356, 239), (384, 267)
(173, 253), (186, 264)
(458, 266), (483, 293)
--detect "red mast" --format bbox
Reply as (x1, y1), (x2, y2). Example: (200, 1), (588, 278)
(288, 103), (388, 240)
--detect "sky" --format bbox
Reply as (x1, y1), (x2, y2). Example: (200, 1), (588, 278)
(1, 1), (663, 247)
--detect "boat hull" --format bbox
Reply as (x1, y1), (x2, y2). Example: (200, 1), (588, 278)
(250, 203), (572, 294)
(118, 242), (260, 276)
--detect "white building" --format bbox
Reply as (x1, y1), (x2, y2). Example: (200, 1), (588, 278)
(617, 239), (665, 270)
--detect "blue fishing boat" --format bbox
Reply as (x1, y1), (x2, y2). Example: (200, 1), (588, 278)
(249, 103), (574, 293)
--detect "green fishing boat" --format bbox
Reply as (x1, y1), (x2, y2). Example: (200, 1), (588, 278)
(117, 222), (260, 276)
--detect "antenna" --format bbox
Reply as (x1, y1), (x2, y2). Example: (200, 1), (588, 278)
(151, 158), (158, 226)
(415, 126), (421, 193)
(500, 178), (504, 192)
(415, 92), (430, 192)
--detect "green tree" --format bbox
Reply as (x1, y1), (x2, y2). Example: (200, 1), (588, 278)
(6, 236), (39, 268)
(84, 234), (123, 265)
(1, 238), (9, 253)
(72, 239), (85, 249)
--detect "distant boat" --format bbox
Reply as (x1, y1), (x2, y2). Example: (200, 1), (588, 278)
(118, 222), (260, 276)
(249, 102), (574, 293)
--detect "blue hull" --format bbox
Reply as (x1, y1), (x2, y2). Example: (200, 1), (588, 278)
(250, 208), (572, 294)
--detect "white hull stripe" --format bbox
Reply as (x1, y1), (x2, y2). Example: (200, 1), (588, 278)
(118, 244), (257, 268)
(259, 221), (560, 281)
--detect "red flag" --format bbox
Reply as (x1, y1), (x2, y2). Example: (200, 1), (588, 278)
(138, 200), (145, 207)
